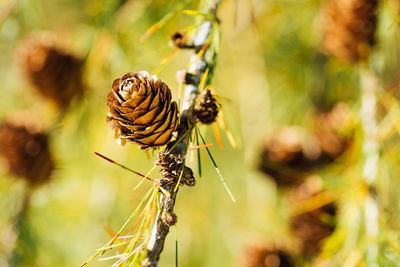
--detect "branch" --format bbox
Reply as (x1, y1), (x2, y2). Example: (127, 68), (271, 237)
(144, 2), (220, 266)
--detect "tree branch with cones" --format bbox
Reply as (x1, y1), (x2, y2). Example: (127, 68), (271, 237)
(81, 1), (223, 266)
(144, 3), (221, 265)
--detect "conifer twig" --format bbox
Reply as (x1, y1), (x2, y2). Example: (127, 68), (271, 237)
(144, 1), (220, 265)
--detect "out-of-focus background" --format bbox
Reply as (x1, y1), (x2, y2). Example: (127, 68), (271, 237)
(1, 0), (400, 266)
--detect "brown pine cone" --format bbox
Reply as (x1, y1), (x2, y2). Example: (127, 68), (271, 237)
(322, 0), (378, 63)
(290, 212), (335, 258)
(106, 71), (179, 149)
(241, 244), (295, 267)
(194, 89), (220, 124)
(258, 127), (324, 187)
(259, 119), (352, 188)
(155, 152), (195, 187)
(20, 38), (84, 109)
(289, 179), (336, 258)
(0, 121), (54, 186)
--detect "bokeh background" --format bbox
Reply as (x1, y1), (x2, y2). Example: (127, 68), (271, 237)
(1, 0), (400, 266)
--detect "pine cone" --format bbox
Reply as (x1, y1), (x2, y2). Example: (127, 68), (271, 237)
(0, 121), (54, 186)
(322, 0), (378, 63)
(290, 212), (335, 258)
(194, 89), (220, 124)
(258, 127), (324, 187)
(289, 179), (336, 257)
(241, 243), (295, 267)
(106, 71), (179, 149)
(20, 38), (84, 109)
(155, 152), (195, 187)
(259, 120), (351, 187)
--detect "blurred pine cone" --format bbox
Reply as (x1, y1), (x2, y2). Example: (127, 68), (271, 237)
(0, 121), (54, 186)
(194, 89), (220, 124)
(322, 0), (378, 63)
(20, 38), (84, 109)
(259, 104), (352, 188)
(290, 212), (335, 258)
(289, 179), (336, 257)
(106, 71), (179, 149)
(258, 127), (325, 187)
(241, 243), (295, 267)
